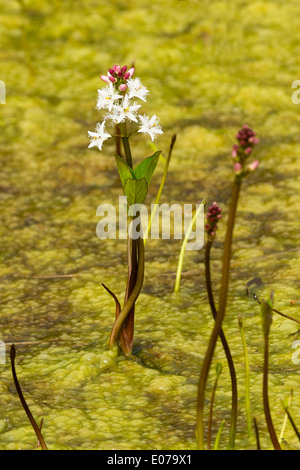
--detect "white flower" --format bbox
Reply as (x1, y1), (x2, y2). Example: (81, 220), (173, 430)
(127, 78), (149, 102)
(96, 82), (122, 112)
(107, 94), (141, 124)
(137, 114), (163, 141)
(88, 121), (111, 150)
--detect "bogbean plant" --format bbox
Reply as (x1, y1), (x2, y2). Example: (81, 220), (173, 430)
(88, 64), (164, 356)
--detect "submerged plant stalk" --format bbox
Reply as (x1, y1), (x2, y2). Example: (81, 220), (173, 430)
(261, 297), (281, 450)
(285, 407), (300, 442)
(238, 314), (252, 438)
(253, 417), (261, 450)
(10, 344), (48, 450)
(108, 236), (145, 350)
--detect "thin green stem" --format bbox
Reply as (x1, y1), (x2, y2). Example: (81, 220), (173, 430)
(144, 134), (176, 244)
(285, 407), (300, 441)
(238, 314), (252, 438)
(197, 178), (241, 449)
(120, 121), (133, 168)
(115, 124), (123, 159)
(108, 236), (144, 350)
(175, 198), (207, 293)
(207, 363), (222, 450)
(279, 389), (293, 442)
(205, 239), (238, 449)
(213, 420), (225, 450)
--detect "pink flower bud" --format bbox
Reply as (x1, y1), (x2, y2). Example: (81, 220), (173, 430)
(249, 137), (259, 145)
(109, 75), (116, 83)
(100, 75), (110, 83)
(234, 162), (242, 174)
(247, 159), (259, 172)
(123, 72), (130, 80)
(113, 64), (121, 73)
(127, 67), (135, 78)
(119, 84), (127, 91)
(231, 145), (238, 158)
(245, 147), (252, 154)
(121, 65), (127, 73)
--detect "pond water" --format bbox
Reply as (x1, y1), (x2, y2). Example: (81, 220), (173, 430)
(0, 0), (299, 450)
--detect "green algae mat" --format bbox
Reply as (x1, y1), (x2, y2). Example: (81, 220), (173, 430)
(0, 0), (300, 450)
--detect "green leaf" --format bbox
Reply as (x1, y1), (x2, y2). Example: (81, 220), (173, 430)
(124, 178), (148, 206)
(115, 155), (136, 189)
(134, 151), (161, 184)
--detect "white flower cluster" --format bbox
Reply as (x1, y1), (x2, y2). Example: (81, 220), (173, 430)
(88, 67), (163, 151)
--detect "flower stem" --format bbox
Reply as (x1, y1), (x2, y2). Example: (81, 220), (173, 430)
(120, 121), (133, 168)
(114, 121), (138, 355)
(196, 177), (241, 449)
(108, 236), (144, 350)
(120, 236), (137, 355)
(205, 238), (238, 449)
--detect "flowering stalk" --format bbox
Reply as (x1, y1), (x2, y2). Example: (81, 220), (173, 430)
(196, 126), (259, 449)
(204, 202), (238, 449)
(88, 64), (163, 355)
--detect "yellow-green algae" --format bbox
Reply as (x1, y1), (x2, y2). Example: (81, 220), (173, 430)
(0, 0), (300, 450)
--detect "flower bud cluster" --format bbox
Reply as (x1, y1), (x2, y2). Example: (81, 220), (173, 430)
(205, 202), (222, 238)
(88, 64), (163, 151)
(231, 125), (259, 176)
(100, 64), (135, 91)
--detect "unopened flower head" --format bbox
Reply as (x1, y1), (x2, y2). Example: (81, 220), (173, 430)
(231, 125), (259, 176)
(88, 63), (163, 151)
(100, 64), (135, 91)
(232, 125), (259, 159)
(205, 201), (222, 238)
